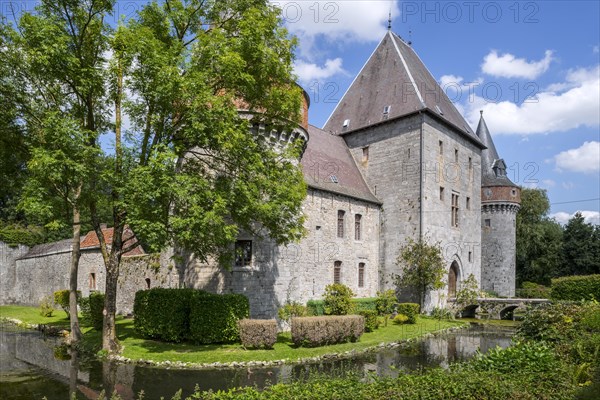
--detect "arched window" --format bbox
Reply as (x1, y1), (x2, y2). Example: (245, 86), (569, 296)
(448, 262), (459, 298)
(334, 261), (342, 284)
(358, 263), (365, 288)
(337, 210), (345, 238)
(354, 214), (362, 240)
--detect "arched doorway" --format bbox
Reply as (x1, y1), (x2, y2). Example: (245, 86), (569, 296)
(448, 262), (459, 298)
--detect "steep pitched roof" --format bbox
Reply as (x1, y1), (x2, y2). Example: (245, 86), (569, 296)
(323, 31), (480, 144)
(301, 125), (380, 204)
(476, 112), (517, 187)
(80, 227), (145, 256)
(18, 239), (72, 259)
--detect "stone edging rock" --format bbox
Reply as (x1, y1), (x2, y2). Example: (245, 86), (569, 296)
(0, 317), (69, 337)
(108, 325), (469, 370)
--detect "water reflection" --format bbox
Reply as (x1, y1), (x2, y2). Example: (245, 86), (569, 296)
(0, 323), (513, 400)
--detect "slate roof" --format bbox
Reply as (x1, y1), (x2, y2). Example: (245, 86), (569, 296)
(476, 112), (518, 188)
(301, 125), (381, 204)
(18, 239), (72, 259)
(323, 31), (481, 146)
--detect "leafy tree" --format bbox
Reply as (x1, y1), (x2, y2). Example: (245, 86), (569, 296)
(561, 212), (599, 276)
(395, 237), (446, 309)
(516, 188), (563, 285)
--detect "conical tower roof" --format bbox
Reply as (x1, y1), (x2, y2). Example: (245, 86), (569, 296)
(476, 112), (517, 187)
(323, 31), (481, 146)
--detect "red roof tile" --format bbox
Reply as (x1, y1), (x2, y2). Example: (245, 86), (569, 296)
(80, 226), (144, 256)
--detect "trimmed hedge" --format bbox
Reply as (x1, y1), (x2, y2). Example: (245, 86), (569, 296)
(134, 288), (197, 342)
(291, 315), (364, 347)
(81, 292), (105, 330)
(551, 274), (600, 301)
(238, 319), (277, 349)
(358, 310), (379, 332)
(307, 298), (377, 316)
(134, 289), (249, 344)
(189, 293), (249, 344)
(397, 303), (420, 324)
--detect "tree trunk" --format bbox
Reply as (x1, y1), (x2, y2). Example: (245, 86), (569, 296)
(102, 252), (121, 354)
(69, 191), (83, 343)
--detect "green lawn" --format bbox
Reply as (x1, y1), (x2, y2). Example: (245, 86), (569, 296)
(1, 305), (464, 365)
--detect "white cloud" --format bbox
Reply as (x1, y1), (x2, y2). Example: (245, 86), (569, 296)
(293, 58), (346, 83)
(481, 50), (553, 79)
(562, 181), (576, 190)
(541, 179), (556, 188)
(551, 211), (600, 225)
(465, 65), (600, 134)
(271, 1), (399, 58)
(439, 74), (483, 103)
(554, 141), (600, 174)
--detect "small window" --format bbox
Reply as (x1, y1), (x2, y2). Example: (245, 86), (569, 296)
(466, 197), (471, 210)
(329, 175), (339, 183)
(362, 146), (369, 163)
(485, 219), (491, 228)
(89, 273), (96, 290)
(383, 105), (391, 114)
(337, 210), (345, 238)
(334, 261), (342, 284)
(358, 263), (365, 288)
(145, 278), (151, 289)
(468, 251), (473, 262)
(454, 149), (458, 163)
(342, 119), (350, 132)
(439, 140), (443, 155)
(451, 193), (459, 227)
(355, 214), (362, 241)
(235, 240), (252, 267)
(407, 148), (411, 159)
(468, 157), (472, 173)
(440, 186), (445, 201)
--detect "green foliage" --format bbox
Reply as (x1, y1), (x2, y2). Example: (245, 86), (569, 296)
(454, 274), (479, 309)
(561, 213), (600, 276)
(0, 223), (46, 247)
(393, 313), (409, 325)
(53, 290), (81, 319)
(307, 298), (376, 316)
(397, 303), (420, 324)
(39, 296), (54, 317)
(80, 292), (105, 331)
(516, 188), (563, 286)
(189, 293), (249, 344)
(238, 319), (277, 349)
(551, 275), (600, 301)
(516, 281), (550, 298)
(465, 341), (559, 373)
(358, 310), (380, 332)
(277, 301), (307, 322)
(395, 237), (446, 308)
(291, 316), (364, 347)
(375, 290), (397, 316)
(306, 300), (325, 316)
(134, 288), (197, 342)
(430, 307), (455, 320)
(323, 284), (355, 315)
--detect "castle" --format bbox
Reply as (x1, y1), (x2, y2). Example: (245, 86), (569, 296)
(0, 31), (520, 317)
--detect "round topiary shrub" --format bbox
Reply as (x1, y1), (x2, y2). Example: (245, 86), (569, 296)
(323, 284), (355, 315)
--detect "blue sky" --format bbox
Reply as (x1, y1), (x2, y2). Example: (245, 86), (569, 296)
(4, 1), (598, 224)
(279, 0), (599, 225)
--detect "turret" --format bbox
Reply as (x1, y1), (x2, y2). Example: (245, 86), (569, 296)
(478, 111), (520, 297)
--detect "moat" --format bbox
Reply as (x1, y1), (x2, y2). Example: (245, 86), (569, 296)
(0, 323), (514, 400)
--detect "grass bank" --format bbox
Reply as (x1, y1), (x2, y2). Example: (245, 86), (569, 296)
(0, 305), (463, 365)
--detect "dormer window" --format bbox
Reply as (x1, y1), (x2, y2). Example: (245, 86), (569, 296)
(382, 105), (391, 120)
(492, 159), (507, 177)
(342, 119), (350, 132)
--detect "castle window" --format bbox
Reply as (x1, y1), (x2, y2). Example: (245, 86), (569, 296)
(235, 240), (252, 267)
(466, 197), (471, 210)
(342, 119), (350, 132)
(485, 219), (491, 228)
(89, 273), (96, 290)
(407, 148), (411, 159)
(451, 193), (459, 227)
(362, 146), (369, 163)
(439, 140), (443, 155)
(334, 261), (342, 284)
(440, 186), (445, 201)
(145, 278), (151, 289)
(454, 149), (459, 163)
(468, 251), (473, 262)
(358, 263), (365, 287)
(337, 210), (345, 238)
(468, 157), (472, 174)
(355, 214), (362, 240)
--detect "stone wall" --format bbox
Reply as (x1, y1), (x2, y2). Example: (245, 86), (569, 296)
(178, 188), (381, 319)
(0, 241), (30, 304)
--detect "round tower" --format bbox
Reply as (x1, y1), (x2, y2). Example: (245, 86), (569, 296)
(477, 111), (521, 297)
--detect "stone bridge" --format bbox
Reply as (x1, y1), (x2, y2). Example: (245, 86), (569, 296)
(450, 298), (551, 320)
